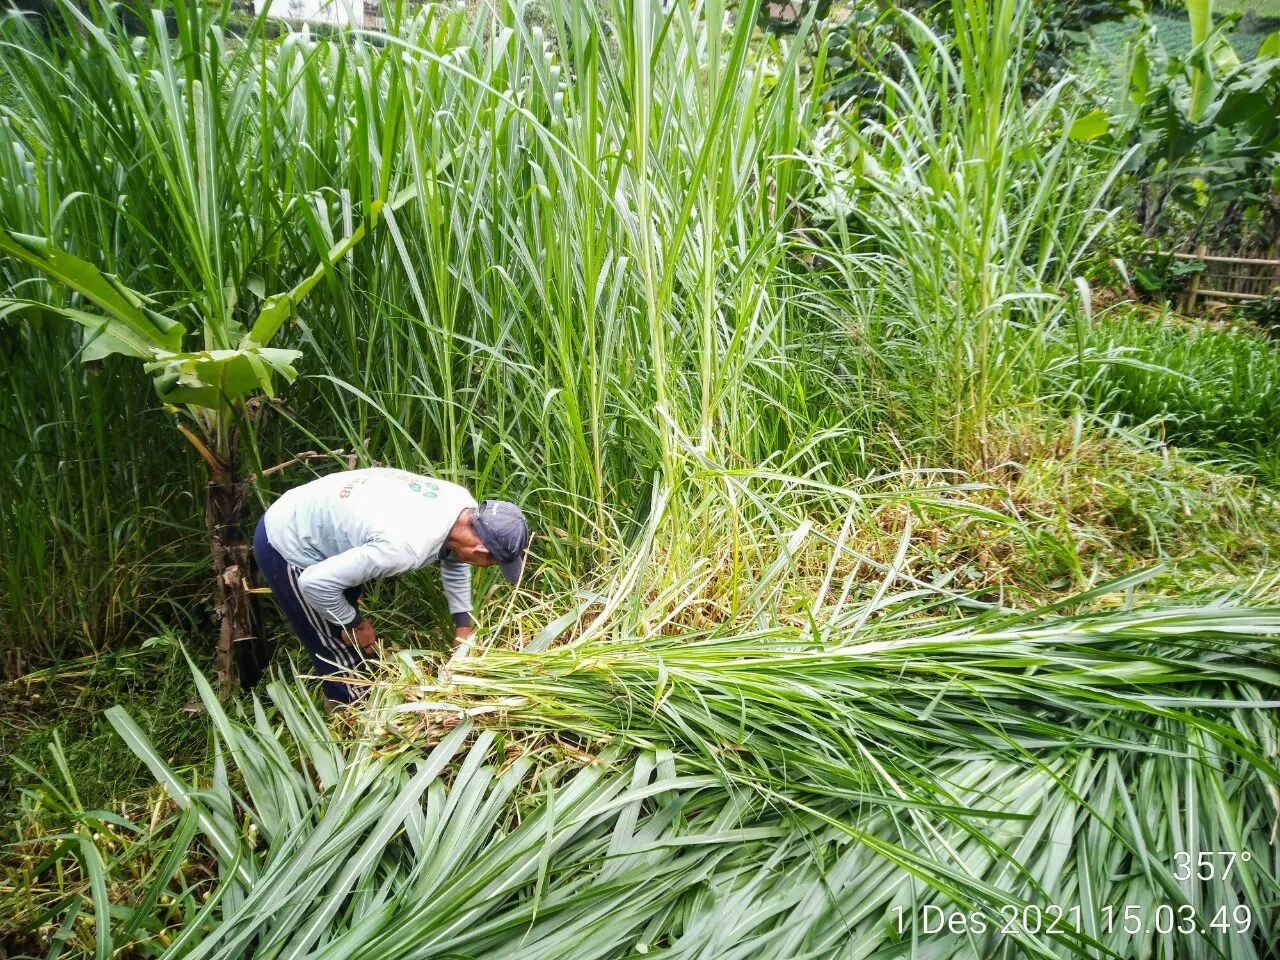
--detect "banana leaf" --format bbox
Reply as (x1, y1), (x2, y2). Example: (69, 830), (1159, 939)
(0, 228), (185, 353)
(146, 346), (304, 408)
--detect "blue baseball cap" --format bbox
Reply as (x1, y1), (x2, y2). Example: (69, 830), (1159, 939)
(472, 499), (530, 584)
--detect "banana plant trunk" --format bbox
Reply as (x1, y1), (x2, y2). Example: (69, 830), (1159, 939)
(188, 420), (272, 693)
(208, 468), (268, 691)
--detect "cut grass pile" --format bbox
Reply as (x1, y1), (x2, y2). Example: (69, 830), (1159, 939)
(7, 441), (1280, 957)
(20, 524), (1279, 958)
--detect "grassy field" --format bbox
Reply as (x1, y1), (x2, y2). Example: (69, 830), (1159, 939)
(2, 0), (1279, 957)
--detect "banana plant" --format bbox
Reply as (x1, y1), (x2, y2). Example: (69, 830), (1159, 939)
(0, 0), (421, 690)
(0, 207), (396, 690)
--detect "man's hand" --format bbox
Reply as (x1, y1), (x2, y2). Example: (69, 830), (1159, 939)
(347, 617), (377, 652)
(451, 623), (474, 659)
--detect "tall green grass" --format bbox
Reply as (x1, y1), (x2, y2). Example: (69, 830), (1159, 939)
(802, 0), (1127, 462)
(0, 314), (205, 665)
(4, 0), (1261, 668)
(0, 0), (868, 664)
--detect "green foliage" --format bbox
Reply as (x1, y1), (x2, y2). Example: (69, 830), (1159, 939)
(0, 644), (212, 955)
(0, 2), (332, 415)
(818, 0), (1144, 109)
(1216, 0), (1280, 17)
(806, 0), (1127, 457)
(1052, 309), (1280, 477)
(18, 549), (1280, 957)
(1239, 286), (1280, 326)
(1, 643), (209, 823)
(3, 0), (1272, 657)
(0, 219), (309, 408)
(1131, 250), (1206, 292)
(0, 317), (205, 662)
(0, 0), (421, 687)
(2, 0), (1280, 955)
(1096, 0), (1280, 249)
(0, 230), (185, 357)
(1, 0), (870, 667)
(1095, 9), (1280, 60)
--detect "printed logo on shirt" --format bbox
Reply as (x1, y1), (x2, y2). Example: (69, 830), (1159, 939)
(407, 479), (441, 500)
(337, 475), (373, 500)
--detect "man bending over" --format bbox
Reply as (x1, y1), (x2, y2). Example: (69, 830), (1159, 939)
(253, 467), (529, 705)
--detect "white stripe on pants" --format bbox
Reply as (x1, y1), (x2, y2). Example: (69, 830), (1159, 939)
(286, 562), (362, 672)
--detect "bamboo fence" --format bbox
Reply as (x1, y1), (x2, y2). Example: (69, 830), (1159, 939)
(1175, 245), (1280, 313)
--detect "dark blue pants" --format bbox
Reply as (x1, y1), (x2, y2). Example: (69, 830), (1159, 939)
(253, 516), (367, 703)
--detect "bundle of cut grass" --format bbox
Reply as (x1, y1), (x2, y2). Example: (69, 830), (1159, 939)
(95, 543), (1280, 958)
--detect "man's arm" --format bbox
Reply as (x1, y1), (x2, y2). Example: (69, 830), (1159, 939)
(297, 540), (420, 630)
(440, 556), (474, 638)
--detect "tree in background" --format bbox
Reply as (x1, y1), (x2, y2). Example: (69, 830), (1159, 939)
(1118, 1), (1280, 253)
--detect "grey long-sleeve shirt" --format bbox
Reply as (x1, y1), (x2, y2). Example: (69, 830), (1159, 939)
(263, 468), (477, 626)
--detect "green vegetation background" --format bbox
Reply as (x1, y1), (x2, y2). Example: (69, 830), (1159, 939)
(0, 0), (1278, 954)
